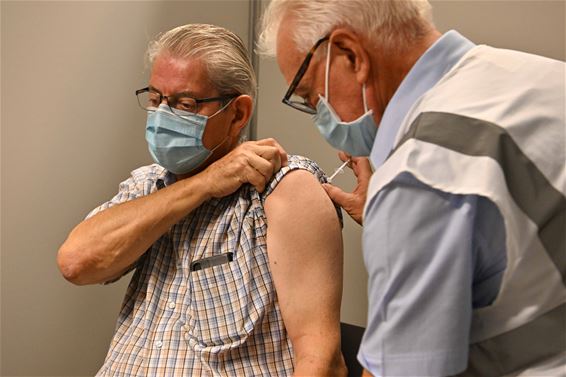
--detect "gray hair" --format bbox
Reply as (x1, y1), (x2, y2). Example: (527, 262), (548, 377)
(147, 24), (257, 100)
(257, 0), (434, 56)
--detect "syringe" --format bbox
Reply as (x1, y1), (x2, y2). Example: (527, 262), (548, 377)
(327, 159), (351, 183)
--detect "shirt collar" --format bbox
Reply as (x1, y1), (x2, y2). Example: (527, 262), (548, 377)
(370, 30), (475, 168)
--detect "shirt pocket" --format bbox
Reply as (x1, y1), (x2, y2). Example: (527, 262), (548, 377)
(186, 253), (263, 352)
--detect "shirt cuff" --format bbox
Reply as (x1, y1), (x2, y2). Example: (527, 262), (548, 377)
(358, 346), (468, 377)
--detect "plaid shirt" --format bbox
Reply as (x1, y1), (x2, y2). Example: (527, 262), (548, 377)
(90, 155), (334, 376)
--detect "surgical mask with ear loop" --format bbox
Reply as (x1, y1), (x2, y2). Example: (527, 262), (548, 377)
(313, 41), (378, 156)
(145, 100), (232, 175)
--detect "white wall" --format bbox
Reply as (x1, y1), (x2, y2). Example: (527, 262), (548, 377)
(1, 0), (564, 376)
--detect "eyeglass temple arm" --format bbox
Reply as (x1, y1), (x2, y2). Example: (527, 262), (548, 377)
(283, 35), (330, 100)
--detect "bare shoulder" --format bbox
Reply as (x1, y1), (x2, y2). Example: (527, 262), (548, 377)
(264, 169), (339, 223)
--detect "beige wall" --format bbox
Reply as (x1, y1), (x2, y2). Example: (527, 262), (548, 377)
(1, 2), (249, 376)
(1, 1), (564, 376)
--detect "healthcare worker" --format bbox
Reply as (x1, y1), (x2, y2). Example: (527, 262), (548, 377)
(258, 1), (566, 376)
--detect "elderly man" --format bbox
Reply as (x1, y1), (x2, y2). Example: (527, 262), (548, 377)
(58, 24), (346, 376)
(259, 1), (565, 376)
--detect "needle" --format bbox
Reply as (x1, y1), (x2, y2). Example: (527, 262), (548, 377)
(327, 159), (351, 183)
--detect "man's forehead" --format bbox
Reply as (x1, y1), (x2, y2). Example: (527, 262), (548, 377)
(149, 53), (213, 95)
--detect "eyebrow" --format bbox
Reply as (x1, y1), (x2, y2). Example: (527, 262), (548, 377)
(148, 85), (198, 98)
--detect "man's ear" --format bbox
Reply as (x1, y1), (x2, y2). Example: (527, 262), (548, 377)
(329, 28), (371, 85)
(228, 94), (253, 137)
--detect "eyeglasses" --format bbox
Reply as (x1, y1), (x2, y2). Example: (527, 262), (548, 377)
(135, 87), (238, 116)
(282, 35), (329, 115)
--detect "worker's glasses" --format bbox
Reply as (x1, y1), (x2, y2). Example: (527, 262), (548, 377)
(282, 35), (329, 115)
(136, 87), (238, 116)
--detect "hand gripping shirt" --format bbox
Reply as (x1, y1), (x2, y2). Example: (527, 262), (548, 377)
(88, 155), (338, 376)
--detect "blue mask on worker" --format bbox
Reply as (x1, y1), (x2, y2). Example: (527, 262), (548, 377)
(145, 103), (228, 174)
(313, 43), (377, 157)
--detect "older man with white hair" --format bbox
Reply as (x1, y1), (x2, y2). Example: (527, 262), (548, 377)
(259, 1), (565, 376)
(58, 24), (347, 376)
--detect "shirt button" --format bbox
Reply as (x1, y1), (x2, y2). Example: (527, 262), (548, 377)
(155, 341), (163, 349)
(168, 302), (176, 309)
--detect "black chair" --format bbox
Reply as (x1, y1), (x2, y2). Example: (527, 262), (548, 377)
(340, 322), (365, 376)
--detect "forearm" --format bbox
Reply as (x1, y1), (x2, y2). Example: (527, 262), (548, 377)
(57, 139), (289, 285)
(57, 175), (210, 285)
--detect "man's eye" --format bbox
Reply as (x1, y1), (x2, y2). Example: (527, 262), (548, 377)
(299, 93), (315, 109)
(147, 93), (161, 107)
(176, 99), (197, 112)
(290, 93), (309, 104)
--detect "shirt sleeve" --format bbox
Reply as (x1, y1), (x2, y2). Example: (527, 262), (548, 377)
(358, 172), (476, 377)
(261, 154), (343, 226)
(85, 165), (162, 219)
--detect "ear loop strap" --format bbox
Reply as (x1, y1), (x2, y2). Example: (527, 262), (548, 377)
(207, 97), (238, 154)
(324, 41), (332, 99)
(362, 83), (369, 112)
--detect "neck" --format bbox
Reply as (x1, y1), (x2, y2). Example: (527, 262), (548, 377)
(371, 29), (442, 115)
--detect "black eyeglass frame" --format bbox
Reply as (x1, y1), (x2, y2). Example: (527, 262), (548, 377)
(282, 35), (330, 115)
(135, 87), (238, 114)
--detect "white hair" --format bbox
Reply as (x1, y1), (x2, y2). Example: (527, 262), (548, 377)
(257, 0), (434, 56)
(147, 24), (257, 100)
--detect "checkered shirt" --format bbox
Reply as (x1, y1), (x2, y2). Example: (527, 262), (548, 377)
(89, 155), (335, 376)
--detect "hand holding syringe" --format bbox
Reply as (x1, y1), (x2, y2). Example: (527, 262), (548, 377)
(327, 159), (352, 183)
(323, 153), (372, 225)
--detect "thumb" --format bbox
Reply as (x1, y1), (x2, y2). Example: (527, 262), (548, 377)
(322, 183), (351, 208)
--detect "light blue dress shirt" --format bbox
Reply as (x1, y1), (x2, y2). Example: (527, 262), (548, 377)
(358, 31), (508, 376)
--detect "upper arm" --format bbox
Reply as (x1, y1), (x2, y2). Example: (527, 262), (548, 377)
(264, 169), (342, 263)
(263, 168), (343, 338)
(359, 174), (476, 376)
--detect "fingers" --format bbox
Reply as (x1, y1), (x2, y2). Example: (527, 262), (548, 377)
(321, 183), (351, 210)
(337, 151), (351, 163)
(256, 138), (288, 166)
(244, 167), (268, 193)
(246, 153), (275, 192)
(336, 151), (372, 183)
(247, 143), (282, 173)
(204, 139), (287, 197)
(322, 183), (364, 225)
(351, 157), (373, 182)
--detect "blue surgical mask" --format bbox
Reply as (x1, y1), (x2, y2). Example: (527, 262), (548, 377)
(313, 42), (377, 156)
(145, 103), (228, 175)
